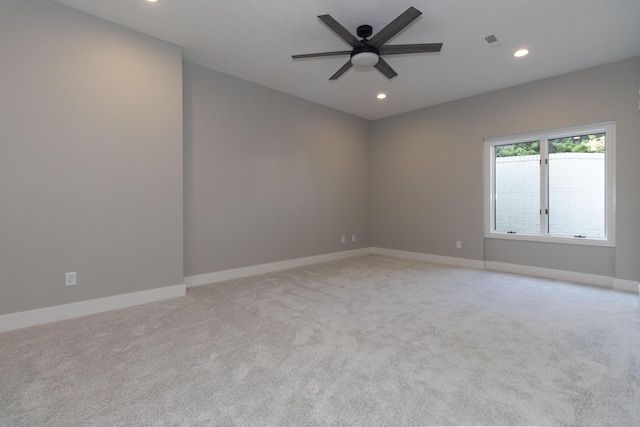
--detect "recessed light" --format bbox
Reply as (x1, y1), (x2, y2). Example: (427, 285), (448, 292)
(377, 93), (387, 100)
(514, 48), (529, 58)
(146, 0), (158, 3)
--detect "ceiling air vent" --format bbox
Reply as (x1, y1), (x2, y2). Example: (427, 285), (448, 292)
(484, 34), (498, 44)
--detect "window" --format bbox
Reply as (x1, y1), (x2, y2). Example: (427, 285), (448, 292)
(484, 122), (615, 246)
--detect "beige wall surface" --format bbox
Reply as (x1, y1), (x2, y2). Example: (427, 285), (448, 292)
(371, 56), (640, 281)
(183, 62), (370, 276)
(0, 0), (184, 315)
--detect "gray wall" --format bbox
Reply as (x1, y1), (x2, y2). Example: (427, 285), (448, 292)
(1, 0), (637, 319)
(371, 56), (640, 281)
(183, 62), (370, 276)
(0, 0), (184, 315)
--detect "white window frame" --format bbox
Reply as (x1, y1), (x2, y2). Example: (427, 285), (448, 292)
(484, 121), (615, 247)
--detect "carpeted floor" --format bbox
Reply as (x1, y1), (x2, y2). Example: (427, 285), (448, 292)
(1, 255), (639, 426)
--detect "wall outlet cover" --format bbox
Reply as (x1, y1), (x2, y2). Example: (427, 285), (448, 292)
(65, 272), (77, 286)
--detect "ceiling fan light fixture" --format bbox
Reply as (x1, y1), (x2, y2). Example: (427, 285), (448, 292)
(351, 52), (379, 68)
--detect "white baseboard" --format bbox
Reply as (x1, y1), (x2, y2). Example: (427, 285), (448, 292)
(0, 283), (186, 333)
(185, 248), (372, 288)
(613, 278), (640, 293)
(371, 248), (639, 294)
(371, 247), (485, 270)
(486, 261), (616, 289)
(3, 251), (635, 334)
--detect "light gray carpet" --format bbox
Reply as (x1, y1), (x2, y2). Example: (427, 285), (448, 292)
(1, 255), (639, 426)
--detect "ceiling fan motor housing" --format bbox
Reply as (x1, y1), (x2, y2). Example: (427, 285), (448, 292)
(351, 44), (379, 57)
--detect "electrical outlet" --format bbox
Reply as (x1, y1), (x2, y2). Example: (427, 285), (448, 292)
(352, 235), (356, 242)
(341, 236), (346, 244)
(456, 241), (462, 249)
(65, 272), (77, 286)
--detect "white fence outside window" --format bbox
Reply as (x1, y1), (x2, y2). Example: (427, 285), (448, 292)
(495, 153), (605, 236)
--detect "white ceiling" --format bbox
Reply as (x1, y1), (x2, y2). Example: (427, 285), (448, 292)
(51, 0), (640, 120)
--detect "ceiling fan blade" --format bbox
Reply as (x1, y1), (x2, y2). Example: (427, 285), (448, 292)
(368, 6), (422, 48)
(379, 43), (443, 55)
(374, 57), (398, 79)
(329, 60), (353, 80)
(292, 51), (352, 59)
(318, 14), (363, 48)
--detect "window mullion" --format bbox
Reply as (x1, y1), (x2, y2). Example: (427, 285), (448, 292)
(540, 137), (549, 236)
(491, 144), (497, 232)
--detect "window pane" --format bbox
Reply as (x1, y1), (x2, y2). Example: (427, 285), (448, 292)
(548, 133), (605, 237)
(494, 141), (540, 233)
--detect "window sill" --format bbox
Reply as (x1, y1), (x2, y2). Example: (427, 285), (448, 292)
(485, 232), (614, 247)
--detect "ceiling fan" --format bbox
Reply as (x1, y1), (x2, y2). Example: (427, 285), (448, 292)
(292, 6), (443, 80)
